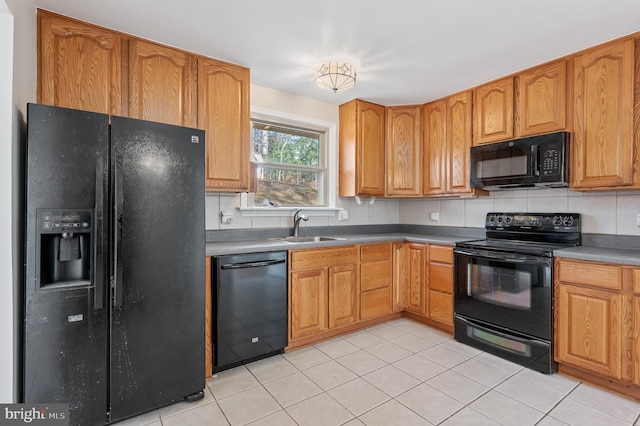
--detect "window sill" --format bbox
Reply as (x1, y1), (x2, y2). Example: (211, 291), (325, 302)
(238, 206), (342, 217)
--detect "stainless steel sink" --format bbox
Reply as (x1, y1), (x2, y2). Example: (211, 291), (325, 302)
(270, 236), (347, 243)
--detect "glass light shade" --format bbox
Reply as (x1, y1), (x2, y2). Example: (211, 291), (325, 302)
(314, 61), (356, 92)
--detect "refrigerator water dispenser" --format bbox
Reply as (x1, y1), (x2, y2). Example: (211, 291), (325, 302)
(36, 209), (93, 288)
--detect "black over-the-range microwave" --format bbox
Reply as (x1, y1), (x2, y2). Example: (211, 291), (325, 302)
(469, 131), (569, 191)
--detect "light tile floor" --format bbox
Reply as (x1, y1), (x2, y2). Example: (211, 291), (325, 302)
(115, 319), (640, 426)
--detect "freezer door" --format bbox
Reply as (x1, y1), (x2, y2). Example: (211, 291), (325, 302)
(24, 104), (110, 426)
(109, 116), (205, 421)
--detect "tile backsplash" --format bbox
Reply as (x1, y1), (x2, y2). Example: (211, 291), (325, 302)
(401, 189), (640, 236)
(206, 189), (640, 236)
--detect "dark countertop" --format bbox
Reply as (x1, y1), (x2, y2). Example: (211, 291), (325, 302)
(205, 232), (480, 257)
(554, 246), (640, 266)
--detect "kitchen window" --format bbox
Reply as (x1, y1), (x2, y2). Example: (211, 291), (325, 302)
(251, 119), (326, 207)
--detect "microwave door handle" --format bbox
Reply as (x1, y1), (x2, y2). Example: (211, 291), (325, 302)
(532, 144), (540, 176)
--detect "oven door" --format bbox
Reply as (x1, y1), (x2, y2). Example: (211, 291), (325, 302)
(454, 248), (553, 340)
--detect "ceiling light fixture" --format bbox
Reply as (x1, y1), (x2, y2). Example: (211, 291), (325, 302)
(314, 61), (356, 92)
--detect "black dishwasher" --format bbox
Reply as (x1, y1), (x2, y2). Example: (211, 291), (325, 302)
(212, 251), (288, 372)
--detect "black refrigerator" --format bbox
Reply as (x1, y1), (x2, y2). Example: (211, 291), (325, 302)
(23, 104), (206, 425)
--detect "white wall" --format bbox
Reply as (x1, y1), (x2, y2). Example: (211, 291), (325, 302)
(2, 0), (36, 402)
(400, 188), (640, 236)
(205, 84), (401, 231)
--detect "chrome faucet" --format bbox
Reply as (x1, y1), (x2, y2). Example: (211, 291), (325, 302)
(293, 209), (309, 237)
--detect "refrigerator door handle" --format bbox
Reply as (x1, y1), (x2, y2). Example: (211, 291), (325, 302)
(94, 156), (104, 310)
(113, 154), (124, 307)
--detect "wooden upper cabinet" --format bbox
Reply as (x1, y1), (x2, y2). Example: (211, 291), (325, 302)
(198, 58), (251, 192)
(128, 39), (196, 127)
(339, 99), (386, 196)
(473, 77), (514, 145)
(423, 91), (473, 196)
(422, 100), (447, 195)
(446, 91), (473, 193)
(386, 105), (422, 195)
(38, 11), (122, 115)
(517, 60), (568, 137)
(572, 38), (637, 190)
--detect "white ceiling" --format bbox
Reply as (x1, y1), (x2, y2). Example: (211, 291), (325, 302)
(33, 0), (640, 106)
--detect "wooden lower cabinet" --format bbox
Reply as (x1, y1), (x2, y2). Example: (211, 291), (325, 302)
(328, 264), (359, 328)
(405, 244), (427, 315)
(360, 243), (392, 320)
(555, 258), (640, 401)
(393, 242), (454, 331)
(556, 283), (622, 378)
(289, 246), (358, 345)
(290, 268), (328, 340)
(392, 243), (407, 312)
(427, 245), (454, 327)
(286, 242), (455, 348)
(635, 294), (640, 386)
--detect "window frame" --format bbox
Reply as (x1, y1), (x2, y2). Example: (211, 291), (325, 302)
(251, 119), (326, 207)
(239, 106), (339, 217)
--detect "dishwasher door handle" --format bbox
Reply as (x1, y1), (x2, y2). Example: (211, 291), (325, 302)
(220, 259), (286, 270)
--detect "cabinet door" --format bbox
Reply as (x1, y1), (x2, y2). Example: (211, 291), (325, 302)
(633, 269), (640, 386)
(198, 58), (250, 192)
(517, 60), (567, 136)
(357, 101), (386, 195)
(339, 100), (385, 196)
(328, 264), (359, 328)
(290, 269), (327, 340)
(572, 39), (636, 189)
(429, 291), (453, 326)
(556, 284), (622, 379)
(634, 295), (640, 386)
(422, 100), (447, 195)
(38, 12), (122, 115)
(360, 243), (392, 320)
(405, 243), (426, 316)
(386, 105), (422, 195)
(392, 243), (406, 312)
(446, 91), (473, 193)
(128, 39), (196, 127)
(473, 77), (514, 144)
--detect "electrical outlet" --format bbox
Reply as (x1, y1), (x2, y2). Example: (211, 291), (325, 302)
(637, 212), (640, 226)
(338, 210), (349, 221)
(430, 211), (440, 222)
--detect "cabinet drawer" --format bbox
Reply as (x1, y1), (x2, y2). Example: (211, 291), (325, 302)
(360, 287), (391, 320)
(558, 260), (622, 290)
(429, 245), (453, 264)
(290, 246), (357, 271)
(429, 290), (453, 326)
(361, 260), (391, 291)
(429, 263), (453, 293)
(360, 243), (392, 262)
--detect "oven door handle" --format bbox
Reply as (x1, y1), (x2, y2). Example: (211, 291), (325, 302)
(455, 249), (552, 267)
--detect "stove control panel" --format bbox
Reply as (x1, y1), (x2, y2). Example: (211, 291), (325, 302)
(486, 212), (580, 232)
